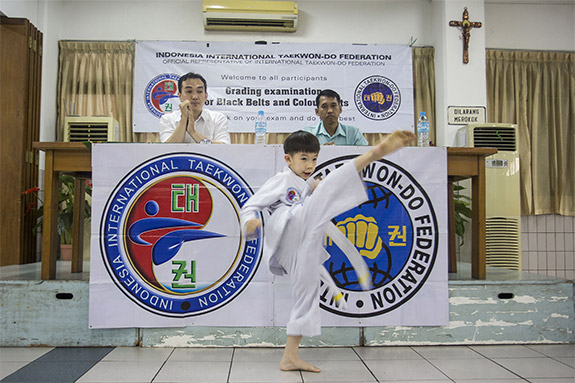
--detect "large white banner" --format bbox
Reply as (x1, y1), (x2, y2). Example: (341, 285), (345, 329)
(89, 144), (447, 329)
(133, 41), (413, 134)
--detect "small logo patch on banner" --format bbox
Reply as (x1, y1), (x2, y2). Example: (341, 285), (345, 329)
(100, 153), (262, 317)
(144, 73), (180, 118)
(354, 75), (401, 121)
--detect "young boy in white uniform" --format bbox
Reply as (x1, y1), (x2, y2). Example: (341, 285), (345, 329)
(241, 129), (415, 372)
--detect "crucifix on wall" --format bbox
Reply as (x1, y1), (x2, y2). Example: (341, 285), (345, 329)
(449, 7), (482, 64)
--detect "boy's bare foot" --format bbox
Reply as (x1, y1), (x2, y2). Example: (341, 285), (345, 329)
(372, 130), (415, 159)
(280, 355), (321, 373)
(354, 130), (415, 172)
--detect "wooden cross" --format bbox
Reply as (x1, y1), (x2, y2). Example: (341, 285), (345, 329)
(449, 7), (482, 64)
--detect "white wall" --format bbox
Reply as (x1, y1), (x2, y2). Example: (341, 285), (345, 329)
(2, 0), (572, 142)
(4, 1), (573, 48)
(486, 3), (575, 51)
(53, 0), (430, 44)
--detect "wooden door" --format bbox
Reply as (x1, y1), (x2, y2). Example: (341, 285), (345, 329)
(0, 17), (43, 266)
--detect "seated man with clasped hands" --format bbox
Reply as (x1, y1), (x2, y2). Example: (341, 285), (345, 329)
(159, 72), (230, 144)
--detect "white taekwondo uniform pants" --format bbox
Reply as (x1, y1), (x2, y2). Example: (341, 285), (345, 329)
(276, 160), (368, 337)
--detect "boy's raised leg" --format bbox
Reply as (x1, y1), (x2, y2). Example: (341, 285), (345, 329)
(280, 335), (321, 373)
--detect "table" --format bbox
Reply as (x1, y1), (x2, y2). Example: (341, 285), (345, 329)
(447, 147), (498, 279)
(33, 142), (91, 279)
(34, 143), (496, 280)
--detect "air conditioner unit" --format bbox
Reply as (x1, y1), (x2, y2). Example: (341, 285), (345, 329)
(458, 123), (522, 270)
(203, 0), (298, 32)
(64, 116), (119, 142)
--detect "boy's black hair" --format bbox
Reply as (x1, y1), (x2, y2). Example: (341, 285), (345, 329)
(315, 89), (342, 107)
(178, 72), (207, 93)
(284, 130), (320, 155)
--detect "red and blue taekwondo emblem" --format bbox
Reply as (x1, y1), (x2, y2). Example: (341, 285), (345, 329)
(100, 153), (262, 317)
(144, 73), (180, 118)
(286, 187), (301, 203)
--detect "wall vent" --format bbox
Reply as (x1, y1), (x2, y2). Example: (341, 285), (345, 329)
(486, 217), (521, 269)
(472, 126), (517, 152)
(64, 116), (119, 142)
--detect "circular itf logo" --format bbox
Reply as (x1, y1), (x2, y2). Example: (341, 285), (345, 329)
(100, 153), (262, 317)
(354, 75), (401, 120)
(144, 73), (180, 118)
(315, 156), (438, 318)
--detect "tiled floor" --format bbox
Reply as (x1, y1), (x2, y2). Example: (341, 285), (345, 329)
(1, 344), (573, 383)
